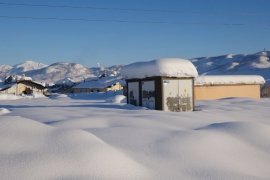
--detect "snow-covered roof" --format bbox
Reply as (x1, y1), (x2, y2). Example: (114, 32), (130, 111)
(73, 76), (123, 89)
(0, 83), (13, 91)
(121, 58), (198, 79)
(195, 75), (265, 86)
(74, 80), (105, 89)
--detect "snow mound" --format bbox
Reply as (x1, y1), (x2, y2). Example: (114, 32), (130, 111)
(0, 94), (23, 100)
(32, 92), (46, 98)
(49, 93), (69, 99)
(195, 121), (270, 153)
(121, 58), (198, 79)
(106, 95), (127, 103)
(1, 97), (270, 179)
(0, 116), (149, 179)
(0, 108), (10, 115)
(0, 93), (46, 100)
(195, 75), (265, 85)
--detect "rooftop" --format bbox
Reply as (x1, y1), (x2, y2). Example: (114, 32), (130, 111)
(121, 58), (198, 79)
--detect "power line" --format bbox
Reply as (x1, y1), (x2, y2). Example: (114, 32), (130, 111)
(0, 2), (186, 13)
(0, 2), (265, 16)
(0, 15), (252, 26)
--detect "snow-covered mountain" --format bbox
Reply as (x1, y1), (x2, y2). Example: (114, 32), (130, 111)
(0, 51), (269, 84)
(0, 61), (47, 80)
(0, 61), (96, 84)
(89, 65), (122, 77)
(25, 62), (95, 84)
(0, 65), (13, 79)
(10, 60), (48, 74)
(191, 51), (270, 83)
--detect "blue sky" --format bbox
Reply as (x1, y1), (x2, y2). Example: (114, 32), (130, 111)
(0, 0), (269, 67)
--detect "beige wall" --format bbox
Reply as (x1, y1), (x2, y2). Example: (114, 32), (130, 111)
(195, 84), (261, 100)
(1, 85), (17, 94)
(107, 83), (123, 91)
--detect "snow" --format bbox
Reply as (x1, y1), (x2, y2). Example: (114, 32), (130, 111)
(0, 95), (270, 179)
(0, 65), (12, 79)
(5, 75), (33, 83)
(251, 56), (270, 69)
(106, 95), (127, 103)
(0, 108), (10, 115)
(55, 77), (76, 86)
(0, 94), (22, 100)
(121, 58), (198, 79)
(0, 93), (46, 100)
(228, 62), (239, 69)
(192, 51), (270, 84)
(0, 82), (10, 90)
(74, 76), (123, 89)
(226, 54), (234, 59)
(10, 60), (48, 74)
(49, 93), (69, 99)
(1, 51), (270, 85)
(26, 62), (96, 84)
(195, 75), (265, 85)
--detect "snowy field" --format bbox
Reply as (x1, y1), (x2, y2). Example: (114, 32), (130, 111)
(0, 94), (270, 180)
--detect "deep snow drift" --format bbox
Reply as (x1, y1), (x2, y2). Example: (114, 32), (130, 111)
(0, 94), (270, 179)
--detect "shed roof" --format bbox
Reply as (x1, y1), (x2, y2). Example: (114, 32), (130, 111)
(195, 75), (265, 86)
(121, 58), (198, 79)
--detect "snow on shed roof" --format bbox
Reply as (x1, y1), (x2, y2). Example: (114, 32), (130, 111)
(195, 75), (265, 86)
(121, 58), (198, 79)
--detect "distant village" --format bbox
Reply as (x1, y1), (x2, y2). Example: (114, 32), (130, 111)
(0, 73), (125, 96)
(1, 57), (269, 113)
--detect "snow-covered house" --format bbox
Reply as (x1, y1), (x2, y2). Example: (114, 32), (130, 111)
(4, 74), (32, 84)
(194, 75), (265, 100)
(71, 76), (124, 93)
(121, 58), (198, 112)
(0, 80), (47, 95)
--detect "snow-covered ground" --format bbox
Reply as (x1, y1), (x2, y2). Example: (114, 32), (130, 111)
(0, 94), (270, 179)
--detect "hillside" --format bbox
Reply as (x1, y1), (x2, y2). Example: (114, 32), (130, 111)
(0, 61), (97, 84)
(0, 65), (12, 79)
(191, 51), (270, 83)
(25, 62), (95, 84)
(10, 60), (48, 74)
(0, 51), (269, 84)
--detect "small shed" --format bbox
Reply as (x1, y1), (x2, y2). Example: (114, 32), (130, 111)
(194, 75), (265, 100)
(121, 58), (198, 112)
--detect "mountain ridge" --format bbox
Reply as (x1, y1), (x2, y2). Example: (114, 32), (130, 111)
(0, 51), (269, 84)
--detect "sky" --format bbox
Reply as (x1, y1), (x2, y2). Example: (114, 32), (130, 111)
(0, 0), (269, 67)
